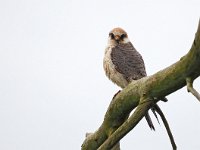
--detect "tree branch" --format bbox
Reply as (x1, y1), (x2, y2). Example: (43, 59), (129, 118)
(81, 20), (200, 150)
(153, 104), (177, 150)
(186, 78), (200, 101)
(98, 97), (154, 150)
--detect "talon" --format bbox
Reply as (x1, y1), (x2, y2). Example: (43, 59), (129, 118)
(112, 90), (121, 100)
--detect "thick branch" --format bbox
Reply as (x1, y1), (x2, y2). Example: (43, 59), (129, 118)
(82, 20), (200, 150)
(98, 97), (153, 150)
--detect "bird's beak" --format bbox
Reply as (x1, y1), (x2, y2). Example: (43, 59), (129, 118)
(115, 35), (120, 43)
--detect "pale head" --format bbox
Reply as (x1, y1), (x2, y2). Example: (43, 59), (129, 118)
(107, 27), (130, 46)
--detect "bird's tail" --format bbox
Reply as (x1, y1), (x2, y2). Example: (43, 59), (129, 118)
(145, 112), (155, 130)
(145, 97), (168, 130)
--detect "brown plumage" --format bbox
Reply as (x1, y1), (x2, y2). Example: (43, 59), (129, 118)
(103, 27), (155, 130)
(111, 42), (146, 82)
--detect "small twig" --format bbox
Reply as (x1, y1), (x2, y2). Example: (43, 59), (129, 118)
(153, 104), (177, 150)
(186, 78), (200, 102)
(151, 108), (160, 124)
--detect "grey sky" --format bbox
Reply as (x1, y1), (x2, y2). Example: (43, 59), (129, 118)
(0, 0), (200, 150)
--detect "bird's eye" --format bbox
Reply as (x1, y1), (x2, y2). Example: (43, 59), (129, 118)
(109, 33), (115, 39)
(120, 34), (127, 39)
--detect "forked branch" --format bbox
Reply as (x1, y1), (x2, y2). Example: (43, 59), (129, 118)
(98, 97), (154, 150)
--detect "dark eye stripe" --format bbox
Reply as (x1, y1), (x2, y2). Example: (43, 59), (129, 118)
(109, 33), (115, 39)
(121, 34), (127, 39)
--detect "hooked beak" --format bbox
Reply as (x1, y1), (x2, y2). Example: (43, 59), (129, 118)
(115, 35), (120, 43)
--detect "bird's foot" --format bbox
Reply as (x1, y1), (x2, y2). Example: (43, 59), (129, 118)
(112, 90), (121, 100)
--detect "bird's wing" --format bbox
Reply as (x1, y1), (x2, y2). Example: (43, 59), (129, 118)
(111, 42), (147, 82)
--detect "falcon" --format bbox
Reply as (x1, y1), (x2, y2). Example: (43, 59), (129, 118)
(103, 27), (155, 130)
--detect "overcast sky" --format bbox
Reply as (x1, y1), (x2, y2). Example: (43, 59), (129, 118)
(0, 0), (200, 150)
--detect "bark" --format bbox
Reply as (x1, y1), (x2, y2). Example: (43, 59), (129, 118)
(81, 20), (200, 150)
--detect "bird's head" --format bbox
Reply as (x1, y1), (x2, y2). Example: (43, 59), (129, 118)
(108, 27), (130, 46)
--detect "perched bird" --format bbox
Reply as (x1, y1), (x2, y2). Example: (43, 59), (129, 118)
(103, 27), (155, 130)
